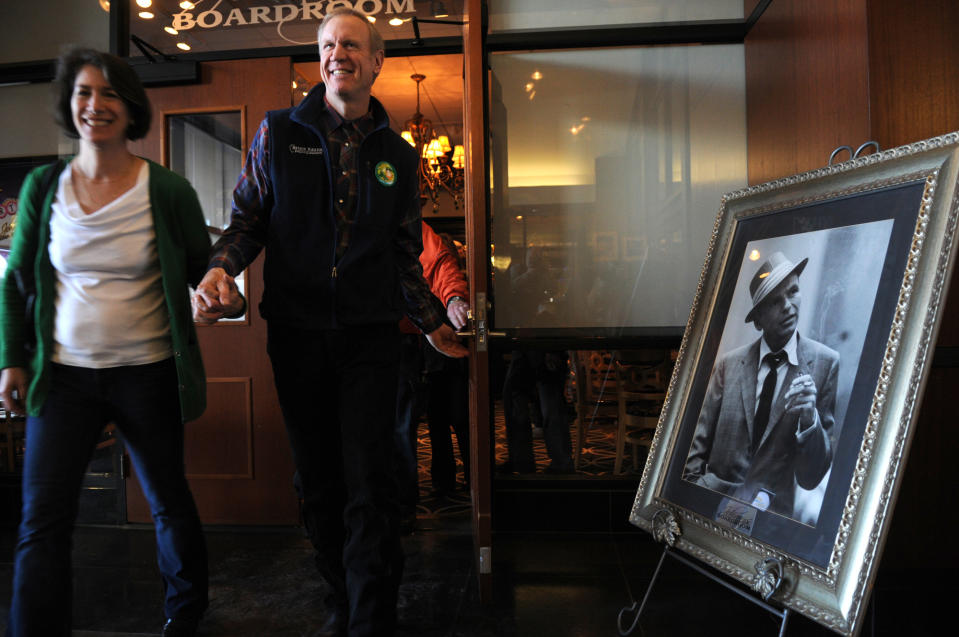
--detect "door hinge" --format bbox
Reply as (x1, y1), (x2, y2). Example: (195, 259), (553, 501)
(479, 545), (491, 574)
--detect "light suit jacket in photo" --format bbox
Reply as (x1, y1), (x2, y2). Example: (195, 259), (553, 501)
(684, 333), (839, 517)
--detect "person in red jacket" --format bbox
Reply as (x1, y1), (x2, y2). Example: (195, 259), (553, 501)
(395, 222), (470, 524)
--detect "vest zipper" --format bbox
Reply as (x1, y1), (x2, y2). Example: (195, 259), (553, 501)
(332, 266), (337, 279)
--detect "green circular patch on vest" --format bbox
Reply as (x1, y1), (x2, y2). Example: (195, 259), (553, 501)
(374, 161), (397, 186)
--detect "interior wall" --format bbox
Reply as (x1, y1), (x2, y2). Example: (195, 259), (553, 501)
(866, 0), (959, 151)
(744, 0), (870, 185)
(0, 0), (109, 159)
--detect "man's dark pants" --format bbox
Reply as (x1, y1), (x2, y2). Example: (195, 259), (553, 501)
(268, 323), (403, 637)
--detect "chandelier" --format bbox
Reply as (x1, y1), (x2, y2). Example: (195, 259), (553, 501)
(401, 73), (465, 213)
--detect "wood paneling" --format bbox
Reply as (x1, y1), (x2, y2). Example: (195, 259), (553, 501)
(867, 0), (959, 150)
(745, 0), (870, 185)
(127, 57), (298, 525)
(184, 378), (253, 479)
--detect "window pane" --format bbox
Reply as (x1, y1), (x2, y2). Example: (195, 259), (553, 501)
(489, 0), (743, 33)
(489, 45), (747, 331)
(167, 111), (242, 230)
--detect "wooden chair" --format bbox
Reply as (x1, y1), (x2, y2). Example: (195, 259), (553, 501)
(570, 350), (618, 469)
(613, 351), (669, 475)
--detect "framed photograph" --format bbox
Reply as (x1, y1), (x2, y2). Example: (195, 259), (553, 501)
(630, 132), (959, 635)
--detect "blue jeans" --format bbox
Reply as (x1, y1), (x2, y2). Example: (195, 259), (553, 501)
(8, 359), (208, 636)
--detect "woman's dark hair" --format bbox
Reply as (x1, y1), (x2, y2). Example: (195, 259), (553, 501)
(53, 47), (152, 141)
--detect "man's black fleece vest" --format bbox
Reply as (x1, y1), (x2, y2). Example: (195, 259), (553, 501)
(261, 89), (420, 329)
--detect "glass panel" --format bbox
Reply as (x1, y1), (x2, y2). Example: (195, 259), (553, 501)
(491, 347), (675, 478)
(488, 0), (743, 33)
(489, 45), (747, 331)
(129, 0), (463, 57)
(167, 109), (246, 321)
(167, 110), (242, 231)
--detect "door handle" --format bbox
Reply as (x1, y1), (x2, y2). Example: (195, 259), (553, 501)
(452, 293), (504, 350)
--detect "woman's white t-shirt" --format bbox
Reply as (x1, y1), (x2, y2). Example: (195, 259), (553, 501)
(48, 162), (172, 368)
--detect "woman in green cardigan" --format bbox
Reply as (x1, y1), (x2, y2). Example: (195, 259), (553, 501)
(0, 48), (215, 637)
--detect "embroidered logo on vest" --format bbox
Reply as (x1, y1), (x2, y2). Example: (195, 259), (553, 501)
(289, 144), (323, 155)
(374, 161), (397, 186)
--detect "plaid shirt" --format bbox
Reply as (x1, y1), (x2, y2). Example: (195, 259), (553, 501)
(209, 96), (444, 333)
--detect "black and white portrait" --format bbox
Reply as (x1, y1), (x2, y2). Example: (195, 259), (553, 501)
(682, 220), (893, 526)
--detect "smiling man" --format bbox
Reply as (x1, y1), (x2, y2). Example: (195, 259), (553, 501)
(193, 8), (466, 637)
(684, 252), (839, 519)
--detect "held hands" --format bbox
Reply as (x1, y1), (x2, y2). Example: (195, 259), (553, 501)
(783, 373), (818, 432)
(193, 267), (244, 325)
(446, 298), (469, 330)
(0, 367), (29, 416)
(426, 324), (469, 358)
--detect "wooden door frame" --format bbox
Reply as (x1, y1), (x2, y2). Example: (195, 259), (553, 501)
(463, 0), (493, 602)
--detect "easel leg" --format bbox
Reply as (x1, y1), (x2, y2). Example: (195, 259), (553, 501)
(617, 544), (669, 636)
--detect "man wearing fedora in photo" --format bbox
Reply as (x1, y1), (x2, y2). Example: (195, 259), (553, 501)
(684, 251), (839, 519)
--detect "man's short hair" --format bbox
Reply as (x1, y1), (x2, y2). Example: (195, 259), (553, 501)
(318, 8), (385, 54)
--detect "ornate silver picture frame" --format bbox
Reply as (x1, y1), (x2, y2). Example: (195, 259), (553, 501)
(630, 132), (959, 635)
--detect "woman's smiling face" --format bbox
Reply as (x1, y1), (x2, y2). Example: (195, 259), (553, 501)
(71, 64), (130, 146)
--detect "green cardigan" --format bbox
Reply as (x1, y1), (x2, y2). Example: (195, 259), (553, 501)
(0, 158), (210, 422)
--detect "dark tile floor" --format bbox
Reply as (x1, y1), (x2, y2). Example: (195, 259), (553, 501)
(1, 510), (951, 637)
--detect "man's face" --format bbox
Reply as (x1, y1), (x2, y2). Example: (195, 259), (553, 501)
(752, 273), (801, 350)
(318, 15), (384, 104)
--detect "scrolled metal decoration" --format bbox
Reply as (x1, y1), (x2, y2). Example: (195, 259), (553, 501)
(752, 557), (785, 601)
(651, 508), (681, 547)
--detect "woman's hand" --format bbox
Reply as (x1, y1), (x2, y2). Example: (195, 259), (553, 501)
(193, 267), (244, 324)
(0, 367), (29, 415)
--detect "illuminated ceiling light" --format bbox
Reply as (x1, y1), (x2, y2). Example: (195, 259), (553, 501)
(749, 249), (761, 261)
(388, 18), (404, 26)
(570, 127), (579, 135)
(98, 0), (110, 12)
(136, 0), (152, 7)
(451, 145), (465, 169)
(524, 83), (534, 92)
(302, 91), (308, 96)
(138, 11), (154, 19)
(164, 26), (178, 35)
(531, 70), (543, 80)
(528, 90), (536, 101)
(179, 1), (195, 9)
(176, 42), (191, 51)
(366, 15), (376, 23)
(515, 215), (524, 221)
(581, 116), (591, 122)
(402, 73), (464, 212)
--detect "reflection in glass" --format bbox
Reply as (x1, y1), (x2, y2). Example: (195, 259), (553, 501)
(489, 45), (747, 331)
(492, 348), (674, 478)
(167, 111), (242, 231)
(489, 0), (743, 33)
